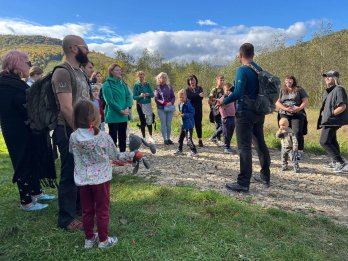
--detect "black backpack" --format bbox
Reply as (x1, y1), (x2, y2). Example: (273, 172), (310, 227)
(26, 64), (76, 133)
(244, 63), (280, 115)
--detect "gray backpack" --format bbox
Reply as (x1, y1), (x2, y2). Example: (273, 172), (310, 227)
(26, 64), (76, 133)
(244, 63), (281, 115)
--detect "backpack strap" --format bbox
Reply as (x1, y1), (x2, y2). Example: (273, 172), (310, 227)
(54, 63), (78, 99)
(244, 63), (261, 74)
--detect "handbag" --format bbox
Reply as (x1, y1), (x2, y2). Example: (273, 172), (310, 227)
(164, 105), (176, 112)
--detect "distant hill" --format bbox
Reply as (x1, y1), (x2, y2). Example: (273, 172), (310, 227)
(0, 35), (116, 76)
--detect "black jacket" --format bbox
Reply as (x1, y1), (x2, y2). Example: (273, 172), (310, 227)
(317, 85), (348, 128)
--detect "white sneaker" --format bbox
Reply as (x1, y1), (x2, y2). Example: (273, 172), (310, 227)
(333, 162), (348, 173)
(98, 236), (118, 249)
(187, 151), (198, 157)
(84, 233), (99, 248)
(148, 136), (155, 144)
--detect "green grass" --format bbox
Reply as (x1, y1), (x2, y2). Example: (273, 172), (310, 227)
(1, 135), (348, 260)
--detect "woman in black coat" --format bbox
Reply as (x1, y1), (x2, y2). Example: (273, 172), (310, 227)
(0, 50), (54, 211)
(185, 74), (204, 147)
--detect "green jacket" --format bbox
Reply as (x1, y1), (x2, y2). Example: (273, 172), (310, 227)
(133, 81), (154, 104)
(102, 76), (132, 123)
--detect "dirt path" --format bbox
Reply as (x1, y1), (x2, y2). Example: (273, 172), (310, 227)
(115, 130), (348, 226)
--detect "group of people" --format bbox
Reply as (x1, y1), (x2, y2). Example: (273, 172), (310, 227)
(1, 35), (348, 250)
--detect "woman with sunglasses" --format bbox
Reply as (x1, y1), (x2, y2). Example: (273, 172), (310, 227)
(0, 50), (55, 211)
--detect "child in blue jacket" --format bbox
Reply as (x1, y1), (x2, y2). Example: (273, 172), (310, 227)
(174, 89), (198, 157)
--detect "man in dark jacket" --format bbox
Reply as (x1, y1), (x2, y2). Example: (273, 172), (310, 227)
(318, 70), (348, 173)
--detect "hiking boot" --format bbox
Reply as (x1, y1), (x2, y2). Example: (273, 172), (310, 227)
(225, 182), (249, 192)
(198, 140), (204, 147)
(32, 193), (55, 203)
(187, 151), (198, 157)
(84, 233), (99, 249)
(174, 149), (184, 156)
(21, 202), (48, 212)
(98, 236), (118, 249)
(333, 162), (348, 173)
(323, 161), (336, 169)
(253, 174), (270, 187)
(65, 219), (83, 231)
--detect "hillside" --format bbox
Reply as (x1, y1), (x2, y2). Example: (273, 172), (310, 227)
(0, 35), (116, 75)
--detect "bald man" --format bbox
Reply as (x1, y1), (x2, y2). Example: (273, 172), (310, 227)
(52, 35), (90, 230)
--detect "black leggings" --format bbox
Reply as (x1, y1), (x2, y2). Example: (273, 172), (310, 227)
(193, 108), (203, 139)
(108, 122), (128, 152)
(136, 103), (153, 138)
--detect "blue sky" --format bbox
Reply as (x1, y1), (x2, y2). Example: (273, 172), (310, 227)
(0, 0), (347, 64)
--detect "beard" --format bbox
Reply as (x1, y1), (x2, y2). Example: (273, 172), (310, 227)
(75, 48), (89, 64)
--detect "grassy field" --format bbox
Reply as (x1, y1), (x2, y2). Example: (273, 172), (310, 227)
(130, 100), (348, 155)
(1, 135), (348, 260)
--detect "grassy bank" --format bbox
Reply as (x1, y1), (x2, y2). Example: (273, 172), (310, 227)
(130, 100), (348, 155)
(1, 135), (348, 260)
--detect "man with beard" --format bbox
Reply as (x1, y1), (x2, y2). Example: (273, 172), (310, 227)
(52, 35), (91, 230)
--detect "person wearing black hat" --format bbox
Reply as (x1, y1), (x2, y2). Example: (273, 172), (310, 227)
(318, 70), (348, 173)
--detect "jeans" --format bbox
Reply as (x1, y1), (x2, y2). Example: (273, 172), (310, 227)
(235, 111), (271, 187)
(178, 127), (197, 153)
(279, 114), (305, 150)
(80, 182), (110, 243)
(108, 122), (128, 152)
(222, 116), (235, 149)
(53, 125), (78, 228)
(157, 108), (174, 140)
(211, 114), (222, 140)
(319, 126), (344, 163)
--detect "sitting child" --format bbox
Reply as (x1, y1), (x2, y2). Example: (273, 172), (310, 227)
(276, 118), (300, 173)
(218, 82), (236, 154)
(174, 89), (198, 157)
(69, 100), (141, 249)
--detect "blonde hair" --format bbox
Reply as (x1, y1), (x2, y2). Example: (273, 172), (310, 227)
(108, 63), (121, 77)
(73, 99), (101, 135)
(156, 72), (170, 85)
(279, 118), (289, 127)
(177, 89), (186, 97)
(136, 71), (145, 77)
(223, 82), (232, 89)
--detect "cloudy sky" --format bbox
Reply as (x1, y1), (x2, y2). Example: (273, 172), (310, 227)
(0, 0), (347, 64)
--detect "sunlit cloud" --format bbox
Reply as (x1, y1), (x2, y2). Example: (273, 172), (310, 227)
(197, 19), (218, 26)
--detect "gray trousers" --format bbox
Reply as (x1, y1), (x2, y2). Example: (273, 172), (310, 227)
(281, 147), (299, 167)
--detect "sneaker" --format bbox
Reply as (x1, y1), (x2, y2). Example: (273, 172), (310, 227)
(167, 139), (174, 145)
(148, 136), (155, 144)
(187, 151), (198, 157)
(32, 193), (55, 203)
(296, 151), (304, 160)
(281, 165), (288, 171)
(225, 182), (249, 192)
(333, 162), (348, 173)
(209, 136), (217, 143)
(217, 140), (224, 147)
(198, 140), (204, 147)
(164, 140), (169, 145)
(224, 148), (236, 154)
(84, 233), (99, 249)
(98, 236), (118, 249)
(65, 219), (84, 231)
(174, 149), (184, 155)
(323, 161), (336, 169)
(21, 202), (48, 212)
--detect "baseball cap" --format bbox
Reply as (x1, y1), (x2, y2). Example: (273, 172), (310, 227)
(322, 70), (339, 78)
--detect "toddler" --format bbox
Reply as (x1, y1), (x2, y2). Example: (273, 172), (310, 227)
(276, 118), (300, 173)
(174, 89), (198, 157)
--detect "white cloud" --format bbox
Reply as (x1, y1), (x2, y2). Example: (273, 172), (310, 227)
(0, 18), (320, 65)
(197, 19), (218, 26)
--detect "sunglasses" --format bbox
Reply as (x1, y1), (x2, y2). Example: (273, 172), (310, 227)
(26, 61), (32, 67)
